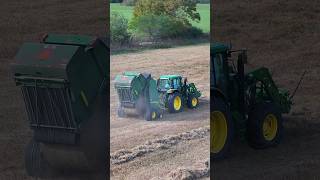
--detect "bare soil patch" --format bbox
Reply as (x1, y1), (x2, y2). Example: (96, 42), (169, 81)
(213, 0), (320, 179)
(110, 44), (210, 179)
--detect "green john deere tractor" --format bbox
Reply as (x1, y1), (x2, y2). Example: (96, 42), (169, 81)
(157, 75), (201, 113)
(114, 73), (201, 121)
(211, 43), (293, 159)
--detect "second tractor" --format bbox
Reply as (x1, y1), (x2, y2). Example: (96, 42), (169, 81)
(211, 43), (293, 159)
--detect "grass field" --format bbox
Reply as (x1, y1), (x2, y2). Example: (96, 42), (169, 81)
(110, 3), (210, 33)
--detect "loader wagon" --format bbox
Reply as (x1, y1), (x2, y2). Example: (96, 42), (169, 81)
(114, 72), (162, 121)
(11, 34), (108, 177)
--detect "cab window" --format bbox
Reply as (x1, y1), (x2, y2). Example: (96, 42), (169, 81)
(213, 53), (224, 86)
(172, 78), (181, 89)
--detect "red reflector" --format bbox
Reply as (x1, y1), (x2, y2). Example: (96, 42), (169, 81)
(38, 49), (52, 60)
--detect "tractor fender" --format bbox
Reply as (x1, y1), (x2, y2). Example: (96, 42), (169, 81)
(211, 88), (228, 106)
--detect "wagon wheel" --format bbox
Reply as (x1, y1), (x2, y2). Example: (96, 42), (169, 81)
(117, 105), (125, 117)
(145, 107), (158, 121)
(25, 139), (55, 177)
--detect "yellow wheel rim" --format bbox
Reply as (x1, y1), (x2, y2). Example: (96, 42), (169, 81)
(191, 97), (197, 107)
(173, 96), (182, 111)
(211, 111), (228, 154)
(262, 114), (278, 141)
(152, 112), (156, 119)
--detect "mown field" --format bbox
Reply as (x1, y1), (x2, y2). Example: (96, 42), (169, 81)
(110, 3), (210, 33)
(110, 44), (210, 179)
(212, 0), (320, 179)
(0, 0), (107, 179)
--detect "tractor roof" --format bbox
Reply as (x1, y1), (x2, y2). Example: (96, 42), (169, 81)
(211, 42), (230, 54)
(159, 75), (181, 79)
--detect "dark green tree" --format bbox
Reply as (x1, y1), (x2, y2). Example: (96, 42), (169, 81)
(133, 0), (200, 26)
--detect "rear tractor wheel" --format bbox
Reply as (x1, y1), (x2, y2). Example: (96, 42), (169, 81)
(168, 93), (183, 113)
(247, 102), (283, 149)
(211, 97), (233, 160)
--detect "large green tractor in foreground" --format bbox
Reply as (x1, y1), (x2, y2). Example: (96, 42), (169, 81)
(211, 43), (293, 159)
(114, 72), (201, 121)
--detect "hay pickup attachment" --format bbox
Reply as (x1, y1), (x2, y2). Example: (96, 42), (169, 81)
(211, 43), (294, 159)
(12, 34), (108, 177)
(114, 72), (201, 121)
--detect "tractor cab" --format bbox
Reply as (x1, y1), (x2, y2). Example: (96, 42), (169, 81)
(157, 75), (183, 92)
(211, 43), (247, 113)
(211, 43), (247, 91)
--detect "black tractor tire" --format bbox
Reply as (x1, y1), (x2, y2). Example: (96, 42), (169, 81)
(145, 108), (158, 121)
(25, 139), (54, 177)
(187, 94), (199, 109)
(211, 97), (234, 160)
(247, 102), (283, 149)
(168, 93), (183, 113)
(117, 105), (125, 118)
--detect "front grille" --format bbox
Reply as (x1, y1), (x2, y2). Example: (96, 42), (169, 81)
(117, 88), (133, 103)
(21, 86), (77, 130)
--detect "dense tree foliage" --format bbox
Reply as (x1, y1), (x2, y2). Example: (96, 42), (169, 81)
(133, 0), (200, 26)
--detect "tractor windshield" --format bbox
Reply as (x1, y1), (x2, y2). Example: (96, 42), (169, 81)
(157, 79), (171, 91)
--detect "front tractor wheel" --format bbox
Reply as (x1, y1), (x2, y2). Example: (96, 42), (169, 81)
(168, 93), (183, 113)
(187, 95), (199, 109)
(211, 98), (233, 160)
(247, 102), (283, 149)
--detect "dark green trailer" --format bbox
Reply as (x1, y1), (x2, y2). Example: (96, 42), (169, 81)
(114, 72), (162, 121)
(11, 34), (108, 177)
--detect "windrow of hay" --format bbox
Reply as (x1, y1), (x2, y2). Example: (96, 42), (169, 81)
(152, 159), (210, 180)
(110, 126), (209, 165)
